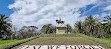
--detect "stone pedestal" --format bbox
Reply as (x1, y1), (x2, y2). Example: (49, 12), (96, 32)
(56, 26), (67, 34)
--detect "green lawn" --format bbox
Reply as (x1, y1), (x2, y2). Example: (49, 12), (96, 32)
(0, 36), (39, 49)
(0, 40), (19, 45)
(39, 33), (81, 37)
(104, 39), (111, 41)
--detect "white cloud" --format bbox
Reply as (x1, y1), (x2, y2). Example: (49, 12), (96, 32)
(102, 0), (111, 11)
(94, 14), (100, 18)
(82, 0), (111, 15)
(101, 13), (111, 18)
(104, 5), (111, 11)
(101, 13), (108, 17)
(8, 0), (97, 29)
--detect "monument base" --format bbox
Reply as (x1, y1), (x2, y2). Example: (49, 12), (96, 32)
(56, 26), (67, 34)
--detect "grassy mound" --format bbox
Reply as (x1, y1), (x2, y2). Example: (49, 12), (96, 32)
(37, 33), (111, 48)
(3, 33), (110, 49)
(39, 33), (81, 37)
(22, 37), (103, 45)
(12, 33), (111, 49)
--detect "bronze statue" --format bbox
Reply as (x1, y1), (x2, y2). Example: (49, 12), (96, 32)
(56, 18), (64, 24)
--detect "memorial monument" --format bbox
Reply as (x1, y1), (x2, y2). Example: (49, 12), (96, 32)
(56, 18), (67, 34)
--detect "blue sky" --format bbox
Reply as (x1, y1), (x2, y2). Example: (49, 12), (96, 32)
(0, 0), (14, 16)
(0, 0), (111, 29)
(0, 0), (110, 17)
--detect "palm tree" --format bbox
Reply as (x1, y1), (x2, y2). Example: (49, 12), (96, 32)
(75, 20), (83, 33)
(0, 14), (11, 38)
(103, 15), (111, 34)
(84, 15), (99, 37)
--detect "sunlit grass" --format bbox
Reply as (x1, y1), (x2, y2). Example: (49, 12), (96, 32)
(0, 40), (19, 45)
(0, 36), (38, 49)
(39, 33), (81, 37)
(104, 39), (111, 41)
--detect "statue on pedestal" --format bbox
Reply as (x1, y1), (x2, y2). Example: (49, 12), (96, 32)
(56, 18), (67, 34)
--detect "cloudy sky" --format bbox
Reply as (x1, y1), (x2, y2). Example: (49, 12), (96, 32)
(0, 0), (111, 29)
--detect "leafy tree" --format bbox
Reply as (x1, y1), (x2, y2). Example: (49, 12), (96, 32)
(11, 26), (17, 40)
(41, 24), (55, 34)
(17, 26), (38, 39)
(66, 24), (72, 33)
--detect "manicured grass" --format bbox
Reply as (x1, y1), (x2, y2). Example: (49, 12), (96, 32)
(0, 40), (19, 45)
(104, 39), (111, 41)
(39, 33), (81, 37)
(0, 36), (39, 49)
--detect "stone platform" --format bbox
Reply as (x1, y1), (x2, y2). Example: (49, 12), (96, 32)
(56, 26), (67, 34)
